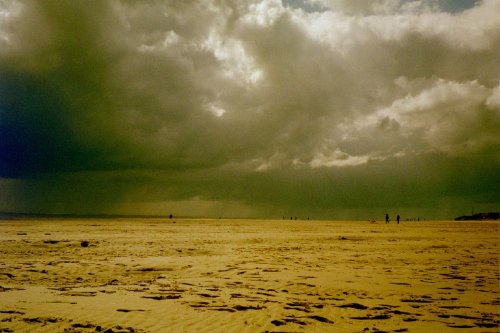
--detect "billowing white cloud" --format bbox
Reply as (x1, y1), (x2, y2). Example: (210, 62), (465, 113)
(352, 78), (499, 156)
(486, 83), (500, 109)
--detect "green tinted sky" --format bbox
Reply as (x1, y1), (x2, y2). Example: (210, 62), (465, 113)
(0, 0), (498, 219)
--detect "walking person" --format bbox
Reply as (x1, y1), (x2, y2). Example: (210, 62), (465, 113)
(397, 214), (400, 224)
(385, 213), (389, 224)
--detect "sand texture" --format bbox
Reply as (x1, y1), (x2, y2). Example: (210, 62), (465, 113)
(0, 218), (498, 332)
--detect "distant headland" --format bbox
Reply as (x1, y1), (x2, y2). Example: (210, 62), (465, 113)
(455, 212), (499, 221)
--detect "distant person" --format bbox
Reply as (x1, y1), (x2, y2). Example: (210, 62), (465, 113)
(385, 213), (389, 224)
(397, 214), (400, 224)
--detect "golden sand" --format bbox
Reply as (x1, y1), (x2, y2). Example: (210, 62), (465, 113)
(0, 218), (498, 332)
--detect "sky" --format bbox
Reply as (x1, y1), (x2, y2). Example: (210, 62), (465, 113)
(0, 0), (499, 220)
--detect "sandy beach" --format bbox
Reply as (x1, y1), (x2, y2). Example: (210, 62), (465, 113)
(0, 218), (498, 332)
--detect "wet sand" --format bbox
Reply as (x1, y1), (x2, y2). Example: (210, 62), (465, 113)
(0, 218), (498, 332)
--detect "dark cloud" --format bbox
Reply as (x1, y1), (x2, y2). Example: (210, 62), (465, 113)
(435, 0), (479, 13)
(0, 0), (498, 218)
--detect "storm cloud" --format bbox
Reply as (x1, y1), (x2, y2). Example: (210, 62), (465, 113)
(0, 0), (498, 219)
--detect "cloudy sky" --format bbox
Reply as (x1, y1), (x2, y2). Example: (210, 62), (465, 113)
(0, 0), (499, 219)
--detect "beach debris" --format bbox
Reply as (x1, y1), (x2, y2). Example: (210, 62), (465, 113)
(390, 282), (411, 286)
(307, 315), (334, 323)
(23, 317), (62, 324)
(271, 319), (286, 326)
(390, 310), (416, 316)
(187, 302), (264, 312)
(116, 309), (147, 313)
(350, 314), (391, 320)
(71, 323), (95, 329)
(447, 324), (476, 328)
(438, 305), (472, 309)
(400, 295), (433, 303)
(68, 323), (144, 333)
(233, 305), (265, 311)
(270, 315), (333, 326)
(214, 307), (236, 312)
(440, 273), (468, 280)
(0, 273), (15, 279)
(22, 317), (43, 323)
(337, 302), (369, 310)
(60, 291), (97, 297)
(451, 314), (482, 320)
(198, 293), (219, 298)
(142, 294), (181, 300)
(0, 310), (25, 315)
(402, 317), (418, 322)
(474, 322), (499, 328)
